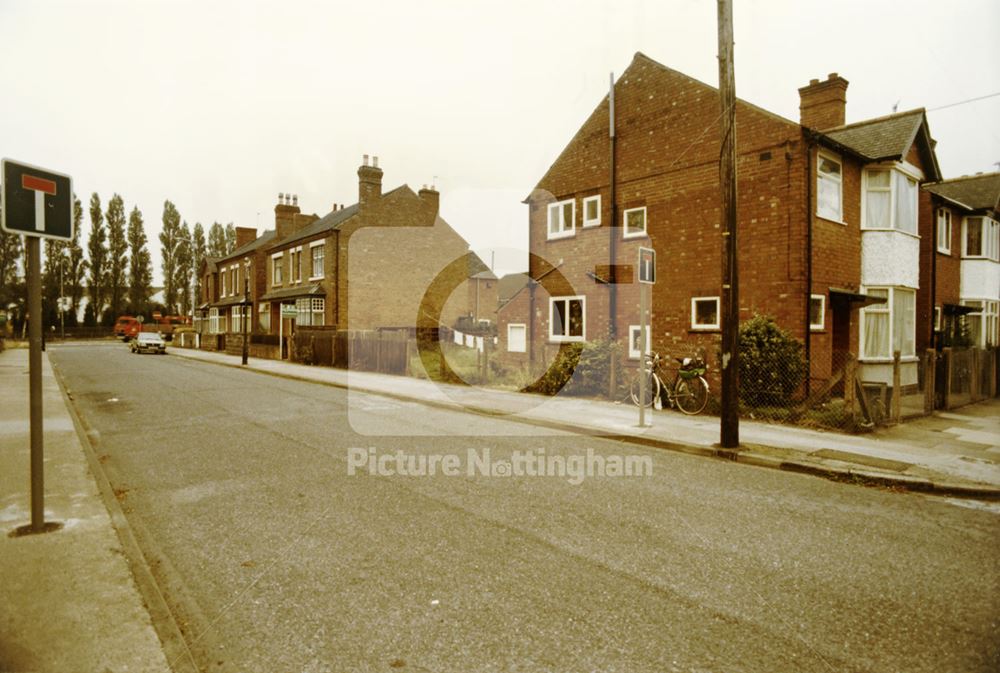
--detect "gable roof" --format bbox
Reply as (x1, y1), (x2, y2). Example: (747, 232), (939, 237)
(924, 172), (1000, 213)
(819, 109), (941, 180)
(497, 272), (530, 303)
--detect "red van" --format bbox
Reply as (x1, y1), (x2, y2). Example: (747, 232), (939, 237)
(114, 316), (141, 341)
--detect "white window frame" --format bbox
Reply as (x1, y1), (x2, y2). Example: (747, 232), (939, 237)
(548, 296), (586, 342)
(546, 198), (575, 240)
(208, 307), (219, 335)
(816, 152), (844, 223)
(507, 323), (527, 353)
(292, 246), (303, 283)
(311, 297), (325, 326)
(962, 216), (1000, 261)
(622, 206), (648, 240)
(582, 195), (601, 228)
(961, 299), (999, 348)
(220, 270), (226, 297)
(309, 240), (325, 280)
(259, 302), (270, 332)
(861, 164), (921, 235)
(691, 296), (720, 330)
(933, 306), (941, 332)
(230, 267), (238, 296)
(627, 324), (651, 360)
(936, 208), (951, 254)
(859, 286), (916, 361)
(809, 294), (826, 331)
(271, 252), (283, 286)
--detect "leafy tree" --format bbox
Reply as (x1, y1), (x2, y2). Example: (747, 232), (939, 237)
(127, 206), (152, 315)
(159, 200), (182, 312)
(0, 229), (23, 304)
(105, 193), (128, 319)
(42, 238), (69, 329)
(87, 193), (107, 325)
(192, 222), (206, 308)
(207, 222), (227, 258)
(224, 223), (236, 254)
(66, 196), (88, 324)
(174, 221), (193, 314)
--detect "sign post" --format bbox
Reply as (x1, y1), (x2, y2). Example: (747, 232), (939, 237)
(637, 247), (656, 428)
(2, 159), (73, 535)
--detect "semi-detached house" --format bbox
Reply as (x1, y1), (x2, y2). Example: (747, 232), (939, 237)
(497, 52), (945, 395)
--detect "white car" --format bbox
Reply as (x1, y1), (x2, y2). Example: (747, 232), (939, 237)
(130, 332), (167, 354)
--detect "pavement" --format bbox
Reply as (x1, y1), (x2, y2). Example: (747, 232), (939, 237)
(0, 345), (170, 673)
(169, 344), (1000, 499)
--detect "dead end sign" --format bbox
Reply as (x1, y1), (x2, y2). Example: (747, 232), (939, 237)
(2, 159), (73, 241)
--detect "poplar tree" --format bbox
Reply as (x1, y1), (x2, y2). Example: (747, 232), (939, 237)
(127, 206), (152, 313)
(87, 193), (107, 324)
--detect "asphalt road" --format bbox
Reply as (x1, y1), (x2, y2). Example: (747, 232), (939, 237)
(49, 342), (1000, 673)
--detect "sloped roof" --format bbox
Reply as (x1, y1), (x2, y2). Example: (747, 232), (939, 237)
(260, 283), (325, 302)
(497, 272), (530, 303)
(924, 172), (1000, 212)
(227, 229), (276, 259)
(821, 109), (924, 161)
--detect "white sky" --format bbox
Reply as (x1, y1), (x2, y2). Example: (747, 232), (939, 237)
(3, 0), (998, 282)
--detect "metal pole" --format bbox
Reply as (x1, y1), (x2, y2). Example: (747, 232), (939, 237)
(60, 256), (65, 340)
(27, 237), (45, 531)
(718, 0), (740, 448)
(242, 276), (249, 365)
(638, 283), (648, 427)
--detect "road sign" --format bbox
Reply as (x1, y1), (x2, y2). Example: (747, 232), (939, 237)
(281, 305), (297, 318)
(137, 315), (145, 324)
(638, 247), (656, 285)
(1, 159), (73, 241)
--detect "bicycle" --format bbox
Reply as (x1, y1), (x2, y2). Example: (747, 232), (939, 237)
(629, 352), (710, 415)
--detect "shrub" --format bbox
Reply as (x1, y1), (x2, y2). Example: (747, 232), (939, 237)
(522, 339), (623, 397)
(738, 314), (805, 407)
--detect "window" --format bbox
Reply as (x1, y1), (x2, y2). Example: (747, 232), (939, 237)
(547, 199), (575, 240)
(628, 324), (651, 359)
(860, 287), (915, 359)
(549, 296), (585, 341)
(220, 271), (226, 297)
(961, 299), (999, 347)
(231, 267), (237, 296)
(292, 247), (302, 283)
(863, 167), (918, 234)
(294, 297), (324, 327)
(937, 208), (952, 254)
(963, 217), (1000, 260)
(817, 154), (843, 222)
(209, 308), (219, 334)
(933, 306), (941, 332)
(230, 306), (242, 334)
(507, 324), (526, 353)
(691, 297), (720, 330)
(582, 195), (601, 227)
(623, 206), (647, 239)
(259, 303), (270, 332)
(272, 253), (283, 286)
(809, 294), (825, 331)
(310, 241), (325, 279)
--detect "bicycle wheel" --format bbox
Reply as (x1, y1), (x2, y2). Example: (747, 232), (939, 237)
(630, 370), (660, 408)
(673, 376), (708, 415)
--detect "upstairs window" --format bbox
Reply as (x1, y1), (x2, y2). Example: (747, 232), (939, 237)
(863, 168), (918, 234)
(817, 154), (843, 222)
(623, 207), (647, 239)
(310, 242), (325, 279)
(272, 254), (283, 286)
(582, 195), (601, 227)
(937, 208), (952, 254)
(963, 217), (1000, 260)
(547, 199), (575, 240)
(292, 248), (302, 283)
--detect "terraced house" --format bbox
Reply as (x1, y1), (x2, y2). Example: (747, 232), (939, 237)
(198, 156), (492, 354)
(497, 52), (946, 398)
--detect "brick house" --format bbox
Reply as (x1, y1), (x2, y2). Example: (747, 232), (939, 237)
(198, 156), (492, 350)
(923, 172), (1000, 348)
(497, 52), (942, 392)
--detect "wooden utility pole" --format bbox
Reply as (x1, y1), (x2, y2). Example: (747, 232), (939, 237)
(718, 0), (740, 448)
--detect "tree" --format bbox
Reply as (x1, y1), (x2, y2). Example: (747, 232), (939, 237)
(224, 223), (236, 254)
(42, 238), (69, 329)
(127, 206), (152, 314)
(207, 222), (227, 258)
(87, 193), (107, 325)
(0, 229), (24, 317)
(174, 221), (193, 315)
(192, 222), (206, 308)
(66, 196), (88, 325)
(159, 200), (182, 313)
(105, 193), (128, 319)
(738, 314), (806, 407)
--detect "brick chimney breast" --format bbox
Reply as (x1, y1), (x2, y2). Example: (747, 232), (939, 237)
(274, 192), (302, 241)
(418, 185), (439, 220)
(358, 156), (383, 208)
(235, 226), (257, 249)
(798, 73), (849, 130)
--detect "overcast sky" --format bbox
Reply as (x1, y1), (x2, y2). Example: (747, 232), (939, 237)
(3, 0), (998, 282)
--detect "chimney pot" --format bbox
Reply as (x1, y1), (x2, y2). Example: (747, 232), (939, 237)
(293, 194), (298, 206)
(827, 72), (839, 80)
(363, 154), (369, 167)
(810, 79), (819, 86)
(373, 155), (379, 168)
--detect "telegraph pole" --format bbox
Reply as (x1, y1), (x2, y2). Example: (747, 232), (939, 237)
(718, 0), (740, 448)
(242, 276), (249, 366)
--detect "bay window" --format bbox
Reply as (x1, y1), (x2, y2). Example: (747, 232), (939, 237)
(963, 217), (1000, 260)
(863, 168), (918, 234)
(295, 297), (324, 327)
(861, 287), (915, 359)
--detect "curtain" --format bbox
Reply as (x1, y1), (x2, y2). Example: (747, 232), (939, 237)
(894, 172), (917, 234)
(863, 289), (889, 358)
(893, 289), (915, 356)
(865, 170), (891, 229)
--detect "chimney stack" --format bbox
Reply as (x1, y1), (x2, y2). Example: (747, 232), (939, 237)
(798, 72), (849, 130)
(274, 190), (302, 240)
(358, 154), (383, 208)
(235, 226), (257, 249)
(419, 183), (439, 220)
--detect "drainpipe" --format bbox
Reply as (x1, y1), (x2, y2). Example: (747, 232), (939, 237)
(930, 196), (937, 349)
(805, 138), (813, 386)
(608, 72), (618, 398)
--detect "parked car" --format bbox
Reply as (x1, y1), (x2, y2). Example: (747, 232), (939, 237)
(130, 332), (167, 354)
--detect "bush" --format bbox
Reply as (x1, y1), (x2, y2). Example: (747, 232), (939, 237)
(522, 339), (623, 397)
(738, 314), (805, 407)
